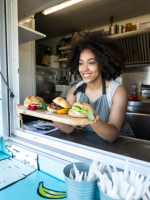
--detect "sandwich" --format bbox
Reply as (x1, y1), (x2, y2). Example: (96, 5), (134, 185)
(47, 97), (71, 113)
(24, 96), (44, 108)
(68, 102), (95, 120)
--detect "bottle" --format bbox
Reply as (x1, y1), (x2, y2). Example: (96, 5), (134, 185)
(137, 83), (142, 98)
(132, 84), (137, 95)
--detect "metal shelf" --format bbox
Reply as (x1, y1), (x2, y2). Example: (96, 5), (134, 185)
(109, 27), (150, 39)
(59, 46), (71, 50)
(36, 65), (65, 71)
(19, 24), (46, 45)
(59, 58), (68, 62)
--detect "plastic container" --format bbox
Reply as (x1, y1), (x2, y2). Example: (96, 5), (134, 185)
(48, 55), (59, 68)
(63, 162), (98, 200)
(55, 85), (71, 98)
(132, 84), (137, 95)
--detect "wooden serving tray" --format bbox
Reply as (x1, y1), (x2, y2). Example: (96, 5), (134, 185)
(16, 104), (96, 126)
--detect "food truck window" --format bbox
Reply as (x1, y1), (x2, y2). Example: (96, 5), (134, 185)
(4, 0), (150, 163)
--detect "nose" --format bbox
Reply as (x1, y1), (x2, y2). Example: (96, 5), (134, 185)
(82, 62), (89, 71)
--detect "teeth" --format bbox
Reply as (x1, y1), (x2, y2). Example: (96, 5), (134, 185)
(84, 74), (91, 77)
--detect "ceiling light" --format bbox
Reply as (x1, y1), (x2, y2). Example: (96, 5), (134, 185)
(42, 0), (83, 15)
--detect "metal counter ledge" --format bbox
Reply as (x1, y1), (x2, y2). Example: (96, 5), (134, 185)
(49, 128), (150, 163)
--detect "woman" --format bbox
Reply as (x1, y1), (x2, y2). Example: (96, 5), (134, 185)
(54, 33), (134, 142)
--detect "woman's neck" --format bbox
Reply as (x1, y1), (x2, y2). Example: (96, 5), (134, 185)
(86, 74), (103, 91)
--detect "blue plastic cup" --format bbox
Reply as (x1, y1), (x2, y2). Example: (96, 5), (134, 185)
(63, 162), (98, 200)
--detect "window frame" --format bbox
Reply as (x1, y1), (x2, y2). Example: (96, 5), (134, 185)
(5, 0), (150, 176)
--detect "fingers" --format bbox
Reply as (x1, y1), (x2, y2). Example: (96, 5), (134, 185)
(93, 112), (100, 121)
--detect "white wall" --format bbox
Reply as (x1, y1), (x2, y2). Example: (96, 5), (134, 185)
(19, 16), (36, 103)
(122, 67), (150, 95)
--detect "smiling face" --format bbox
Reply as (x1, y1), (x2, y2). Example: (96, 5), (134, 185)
(78, 49), (101, 84)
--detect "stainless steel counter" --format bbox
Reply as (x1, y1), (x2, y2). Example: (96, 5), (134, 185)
(50, 128), (150, 163)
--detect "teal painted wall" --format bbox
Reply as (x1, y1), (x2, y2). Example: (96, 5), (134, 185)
(38, 155), (69, 182)
(0, 90), (2, 137)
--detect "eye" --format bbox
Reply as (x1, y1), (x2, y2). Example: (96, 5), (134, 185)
(79, 62), (83, 65)
(89, 62), (95, 65)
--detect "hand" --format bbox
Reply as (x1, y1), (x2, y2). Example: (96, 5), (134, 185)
(93, 112), (100, 121)
(77, 112), (100, 128)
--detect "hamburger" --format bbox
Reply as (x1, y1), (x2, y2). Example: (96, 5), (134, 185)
(68, 102), (95, 120)
(47, 97), (71, 113)
(24, 96), (44, 108)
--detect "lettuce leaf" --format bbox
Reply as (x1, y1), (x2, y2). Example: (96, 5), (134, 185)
(72, 105), (95, 120)
(86, 109), (95, 120)
(38, 102), (48, 110)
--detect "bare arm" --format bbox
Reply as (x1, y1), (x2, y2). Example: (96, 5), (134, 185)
(91, 86), (128, 142)
(53, 85), (76, 134)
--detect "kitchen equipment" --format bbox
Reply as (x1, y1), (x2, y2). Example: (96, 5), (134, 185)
(109, 26), (117, 35)
(125, 23), (132, 32)
(16, 105), (96, 126)
(37, 81), (61, 103)
(127, 101), (150, 114)
(53, 74), (58, 84)
(126, 101), (150, 140)
(39, 91), (62, 104)
(37, 81), (55, 94)
(48, 55), (59, 68)
(118, 25), (124, 34)
(138, 21), (150, 29)
(110, 16), (114, 27)
(63, 162), (98, 200)
(55, 85), (71, 98)
(106, 21), (110, 28)
(141, 84), (150, 98)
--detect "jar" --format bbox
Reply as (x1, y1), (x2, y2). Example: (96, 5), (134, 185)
(66, 51), (71, 58)
(126, 23), (132, 32)
(132, 84), (137, 95)
(136, 23), (141, 30)
(64, 52), (67, 58)
(60, 51), (65, 59)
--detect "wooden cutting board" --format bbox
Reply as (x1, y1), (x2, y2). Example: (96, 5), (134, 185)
(16, 104), (96, 126)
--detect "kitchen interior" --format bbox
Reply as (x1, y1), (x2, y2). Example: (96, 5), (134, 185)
(18, 0), (150, 142)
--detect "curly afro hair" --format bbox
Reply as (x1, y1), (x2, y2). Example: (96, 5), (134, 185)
(67, 32), (126, 80)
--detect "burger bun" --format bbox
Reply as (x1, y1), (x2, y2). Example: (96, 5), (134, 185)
(53, 97), (71, 109)
(24, 96), (44, 108)
(68, 102), (94, 118)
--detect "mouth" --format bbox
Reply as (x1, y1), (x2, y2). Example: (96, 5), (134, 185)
(82, 73), (92, 79)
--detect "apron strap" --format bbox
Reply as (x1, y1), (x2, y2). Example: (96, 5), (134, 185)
(102, 76), (106, 95)
(74, 77), (106, 95)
